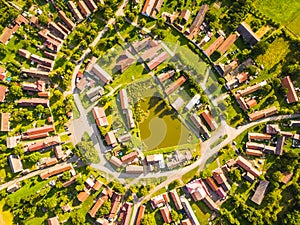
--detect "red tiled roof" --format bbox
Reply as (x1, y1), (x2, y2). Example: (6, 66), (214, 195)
(160, 206), (172, 224)
(0, 85), (7, 102)
(204, 36), (225, 57)
(135, 205), (145, 225)
(217, 33), (239, 55)
(282, 76), (298, 104)
(77, 190), (90, 202)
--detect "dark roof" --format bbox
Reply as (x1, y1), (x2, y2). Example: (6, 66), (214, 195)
(237, 22), (260, 46)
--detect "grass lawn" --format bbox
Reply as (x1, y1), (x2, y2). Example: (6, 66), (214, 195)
(191, 201), (211, 225)
(0, 200), (13, 225)
(287, 12), (300, 37)
(181, 166), (199, 183)
(60, 134), (70, 142)
(254, 0), (300, 25)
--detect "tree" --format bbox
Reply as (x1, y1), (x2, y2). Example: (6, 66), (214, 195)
(139, 18), (146, 27)
(26, 152), (42, 163)
(271, 171), (283, 183)
(10, 84), (23, 99)
(38, 14), (48, 26)
(252, 41), (269, 57)
(141, 214), (156, 225)
(62, 171), (71, 181)
(170, 209), (182, 222)
(97, 200), (111, 217)
(71, 212), (85, 225)
(35, 104), (44, 114)
(284, 210), (300, 225)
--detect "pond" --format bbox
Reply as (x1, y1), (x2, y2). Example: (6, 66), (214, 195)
(138, 96), (192, 151)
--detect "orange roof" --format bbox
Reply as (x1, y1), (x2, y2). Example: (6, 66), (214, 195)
(169, 190), (182, 210)
(237, 72), (249, 83)
(205, 177), (218, 192)
(0, 85), (7, 102)
(121, 151), (138, 163)
(92, 107), (108, 127)
(54, 145), (64, 159)
(248, 133), (271, 140)
(89, 195), (107, 217)
(201, 110), (217, 130)
(120, 89), (129, 110)
(165, 76), (186, 95)
(160, 206), (172, 224)
(78, 1), (91, 17)
(93, 180), (103, 190)
(15, 15), (29, 25)
(40, 163), (73, 179)
(45, 158), (58, 167)
(204, 36), (225, 57)
(77, 190), (90, 202)
(110, 156), (122, 167)
(0, 113), (10, 131)
(246, 98), (257, 108)
(281, 172), (293, 184)
(0, 27), (13, 44)
(282, 76), (298, 104)
(105, 131), (117, 146)
(182, 219), (192, 225)
(135, 205), (145, 225)
(217, 33), (239, 55)
(26, 125), (54, 135)
(246, 149), (263, 157)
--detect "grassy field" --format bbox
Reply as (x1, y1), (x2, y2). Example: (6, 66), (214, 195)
(0, 200), (13, 225)
(181, 166), (199, 183)
(191, 201), (212, 225)
(287, 13), (300, 37)
(254, 0), (300, 25)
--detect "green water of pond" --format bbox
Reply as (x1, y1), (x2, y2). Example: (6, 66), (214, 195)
(138, 96), (193, 151)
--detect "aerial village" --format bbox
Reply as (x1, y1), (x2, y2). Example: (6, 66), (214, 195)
(0, 0), (299, 225)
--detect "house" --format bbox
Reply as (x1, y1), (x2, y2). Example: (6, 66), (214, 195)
(54, 145), (64, 160)
(212, 168), (228, 185)
(180, 196), (201, 225)
(216, 187), (227, 199)
(92, 107), (109, 127)
(281, 76), (298, 104)
(25, 125), (54, 136)
(28, 136), (60, 152)
(243, 172), (255, 183)
(171, 97), (184, 111)
(61, 204), (72, 212)
(119, 202), (133, 225)
(8, 155), (23, 173)
(215, 60), (238, 77)
(62, 176), (76, 188)
(76, 77), (89, 92)
(40, 163), (73, 179)
(185, 94), (200, 111)
(151, 194), (167, 208)
(188, 5), (209, 40)
(237, 22), (260, 46)
(6, 136), (20, 149)
(251, 180), (269, 205)
(246, 98), (257, 108)
(49, 22), (68, 40)
(0, 85), (7, 102)
(30, 54), (54, 68)
(93, 180), (103, 191)
(108, 192), (122, 221)
(160, 206), (172, 224)
(147, 52), (169, 70)
(290, 120), (300, 127)
(119, 89), (129, 110)
(58, 11), (76, 30)
(165, 76), (186, 95)
(231, 58), (254, 76)
(248, 133), (271, 141)
(87, 86), (104, 102)
(238, 81), (265, 96)
(89, 195), (108, 217)
(118, 133), (132, 143)
(22, 80), (45, 92)
(126, 165), (144, 174)
(190, 113), (210, 139)
(105, 131), (118, 148)
(205, 177), (218, 192)
(0, 67), (6, 81)
(201, 110), (217, 131)
(248, 106), (277, 121)
(246, 142), (265, 150)
(236, 156), (261, 177)
(246, 149), (263, 157)
(44, 157), (58, 167)
(115, 50), (135, 73)
(169, 189), (183, 210)
(263, 145), (276, 154)
(7, 182), (21, 193)
(47, 216), (60, 225)
(186, 179), (208, 201)
(135, 205), (145, 225)
(110, 156), (123, 168)
(266, 124), (280, 134)
(84, 0), (98, 12)
(157, 70), (175, 83)
(0, 113), (10, 132)
(275, 136), (285, 156)
(78, 1), (91, 17)
(77, 190), (90, 202)
(0, 27), (14, 44)
(146, 154), (165, 169)
(180, 9), (191, 22)
(203, 195), (219, 211)
(124, 109), (135, 129)
(57, 22), (71, 35)
(141, 0), (165, 18)
(204, 35), (225, 57)
(217, 33), (239, 55)
(281, 172), (293, 184)
(21, 68), (49, 79)
(18, 48), (31, 59)
(140, 44), (162, 62)
(182, 219), (193, 225)
(67, 1), (84, 22)
(121, 151), (138, 164)
(92, 64), (112, 84)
